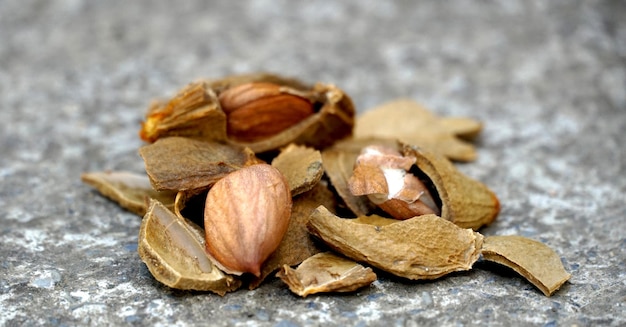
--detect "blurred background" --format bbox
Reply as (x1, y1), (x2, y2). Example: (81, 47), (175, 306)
(1, 1), (624, 326)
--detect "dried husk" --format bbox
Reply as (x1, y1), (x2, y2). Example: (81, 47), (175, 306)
(138, 200), (241, 295)
(248, 182), (336, 289)
(348, 164), (389, 198)
(139, 82), (226, 143)
(271, 144), (323, 196)
(354, 99), (482, 162)
(139, 137), (259, 193)
(81, 171), (177, 217)
(481, 235), (571, 296)
(321, 138), (397, 216)
(277, 252), (377, 297)
(402, 144), (500, 230)
(307, 206), (483, 280)
(139, 73), (355, 153)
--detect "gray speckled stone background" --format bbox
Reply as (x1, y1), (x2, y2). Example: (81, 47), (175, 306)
(1, 0), (625, 326)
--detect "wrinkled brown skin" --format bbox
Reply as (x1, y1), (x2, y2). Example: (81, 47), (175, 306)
(139, 137), (259, 193)
(203, 164), (292, 277)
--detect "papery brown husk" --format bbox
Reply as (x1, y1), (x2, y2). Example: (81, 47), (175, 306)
(139, 137), (260, 193)
(481, 235), (571, 296)
(81, 171), (177, 217)
(307, 206), (483, 280)
(271, 144), (323, 197)
(277, 252), (377, 297)
(138, 200), (241, 295)
(354, 99), (482, 162)
(402, 143), (500, 230)
(139, 82), (226, 143)
(248, 181), (337, 289)
(139, 73), (355, 153)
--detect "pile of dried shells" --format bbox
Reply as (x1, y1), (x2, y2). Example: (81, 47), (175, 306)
(82, 73), (570, 298)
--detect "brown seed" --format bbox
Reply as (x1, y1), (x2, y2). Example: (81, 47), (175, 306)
(218, 82), (315, 143)
(204, 164), (292, 277)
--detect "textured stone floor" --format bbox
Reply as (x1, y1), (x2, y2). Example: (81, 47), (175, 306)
(1, 1), (625, 326)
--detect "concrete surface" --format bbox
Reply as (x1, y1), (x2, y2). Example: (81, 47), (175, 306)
(1, 0), (625, 326)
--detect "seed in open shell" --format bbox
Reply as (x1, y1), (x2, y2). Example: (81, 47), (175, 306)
(139, 73), (355, 153)
(348, 144), (440, 219)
